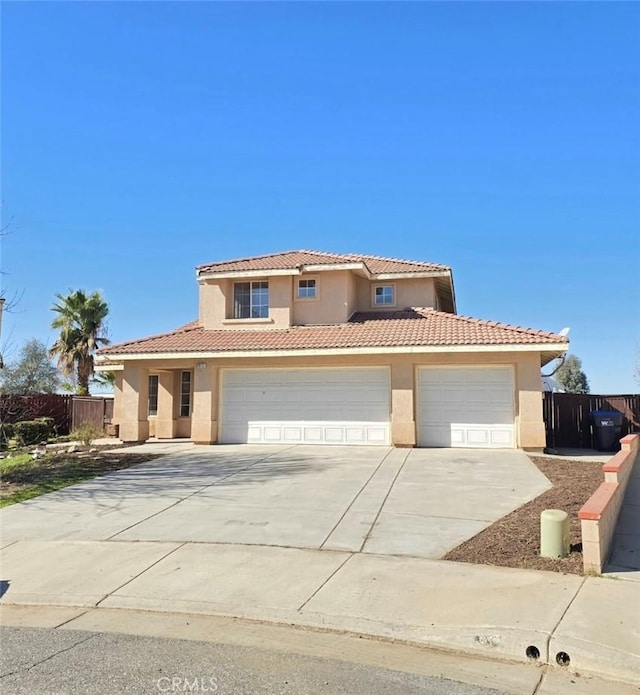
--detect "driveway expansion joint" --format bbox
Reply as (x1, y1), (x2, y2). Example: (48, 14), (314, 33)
(359, 448), (411, 552)
(296, 553), (355, 612)
(318, 448), (395, 550)
(547, 576), (586, 643)
(94, 542), (187, 608)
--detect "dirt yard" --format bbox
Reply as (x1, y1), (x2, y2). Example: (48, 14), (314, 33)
(444, 456), (604, 574)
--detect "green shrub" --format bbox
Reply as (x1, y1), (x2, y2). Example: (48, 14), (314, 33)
(35, 417), (56, 434)
(12, 419), (54, 446)
(70, 422), (105, 446)
(0, 423), (14, 450)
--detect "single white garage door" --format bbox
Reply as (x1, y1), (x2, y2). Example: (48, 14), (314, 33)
(417, 366), (515, 448)
(220, 368), (390, 445)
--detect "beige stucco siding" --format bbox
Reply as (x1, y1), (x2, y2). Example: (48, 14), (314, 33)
(514, 353), (546, 451)
(199, 276), (291, 329)
(120, 363), (150, 443)
(200, 273), (438, 329)
(191, 364), (219, 443)
(292, 270), (353, 325)
(355, 276), (436, 311)
(113, 372), (123, 426)
(115, 350), (547, 449)
(199, 279), (227, 329)
(268, 276), (292, 327)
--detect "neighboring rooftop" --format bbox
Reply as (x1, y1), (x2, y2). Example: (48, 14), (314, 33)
(98, 309), (568, 365)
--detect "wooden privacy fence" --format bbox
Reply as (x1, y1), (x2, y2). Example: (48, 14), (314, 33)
(0, 394), (115, 436)
(71, 396), (114, 432)
(543, 393), (640, 449)
(0, 394), (72, 435)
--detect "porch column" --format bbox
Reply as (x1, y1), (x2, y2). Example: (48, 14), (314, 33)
(112, 372), (123, 426)
(155, 371), (177, 439)
(191, 362), (218, 444)
(390, 360), (416, 447)
(120, 364), (150, 443)
(517, 354), (546, 450)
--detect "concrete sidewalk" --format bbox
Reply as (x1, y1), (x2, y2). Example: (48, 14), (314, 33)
(606, 453), (640, 581)
(0, 539), (638, 687)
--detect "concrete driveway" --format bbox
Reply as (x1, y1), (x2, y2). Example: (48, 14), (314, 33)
(0, 444), (550, 559)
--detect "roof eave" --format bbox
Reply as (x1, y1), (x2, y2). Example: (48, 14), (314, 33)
(540, 348), (569, 367)
(197, 268), (300, 281)
(371, 270), (450, 280)
(300, 262), (366, 274)
(97, 341), (570, 363)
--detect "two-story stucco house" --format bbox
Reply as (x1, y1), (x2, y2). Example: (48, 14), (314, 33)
(96, 250), (568, 450)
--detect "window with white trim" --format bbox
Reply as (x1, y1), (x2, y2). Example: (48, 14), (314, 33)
(148, 375), (159, 416)
(297, 278), (317, 299)
(233, 281), (269, 319)
(180, 371), (191, 417)
(374, 284), (394, 306)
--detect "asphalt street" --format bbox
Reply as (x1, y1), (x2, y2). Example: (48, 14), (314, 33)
(0, 626), (506, 695)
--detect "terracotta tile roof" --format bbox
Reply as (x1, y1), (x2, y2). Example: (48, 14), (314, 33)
(197, 250), (449, 275)
(99, 309), (568, 357)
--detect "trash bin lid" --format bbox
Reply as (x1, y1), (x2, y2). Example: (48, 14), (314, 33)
(591, 410), (624, 425)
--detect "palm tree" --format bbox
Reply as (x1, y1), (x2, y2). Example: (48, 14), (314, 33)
(50, 290), (110, 395)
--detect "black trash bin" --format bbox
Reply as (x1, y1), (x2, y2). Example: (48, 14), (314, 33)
(591, 411), (623, 452)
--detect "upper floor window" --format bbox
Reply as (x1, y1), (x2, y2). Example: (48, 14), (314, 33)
(297, 278), (317, 299)
(148, 375), (159, 416)
(374, 284), (395, 306)
(233, 281), (269, 319)
(180, 371), (191, 417)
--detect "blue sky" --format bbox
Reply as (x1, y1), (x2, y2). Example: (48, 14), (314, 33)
(2, 2), (639, 393)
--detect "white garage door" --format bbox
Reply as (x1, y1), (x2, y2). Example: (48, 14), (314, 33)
(417, 366), (515, 448)
(220, 368), (390, 445)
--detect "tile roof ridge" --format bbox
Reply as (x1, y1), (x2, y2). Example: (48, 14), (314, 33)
(174, 320), (202, 332)
(341, 251), (450, 270)
(348, 308), (428, 322)
(296, 249), (353, 261)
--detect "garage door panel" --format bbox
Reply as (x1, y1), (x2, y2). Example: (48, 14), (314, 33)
(418, 367), (515, 449)
(237, 421), (389, 445)
(429, 406), (514, 423)
(221, 368), (390, 446)
(490, 429), (514, 447)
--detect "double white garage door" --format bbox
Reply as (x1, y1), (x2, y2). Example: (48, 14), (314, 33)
(219, 366), (515, 448)
(220, 368), (390, 445)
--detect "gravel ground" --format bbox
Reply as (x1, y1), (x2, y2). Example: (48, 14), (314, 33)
(444, 456), (603, 574)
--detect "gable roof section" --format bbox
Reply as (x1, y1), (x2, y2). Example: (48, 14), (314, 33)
(196, 249), (457, 313)
(97, 309), (568, 364)
(196, 250), (450, 276)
